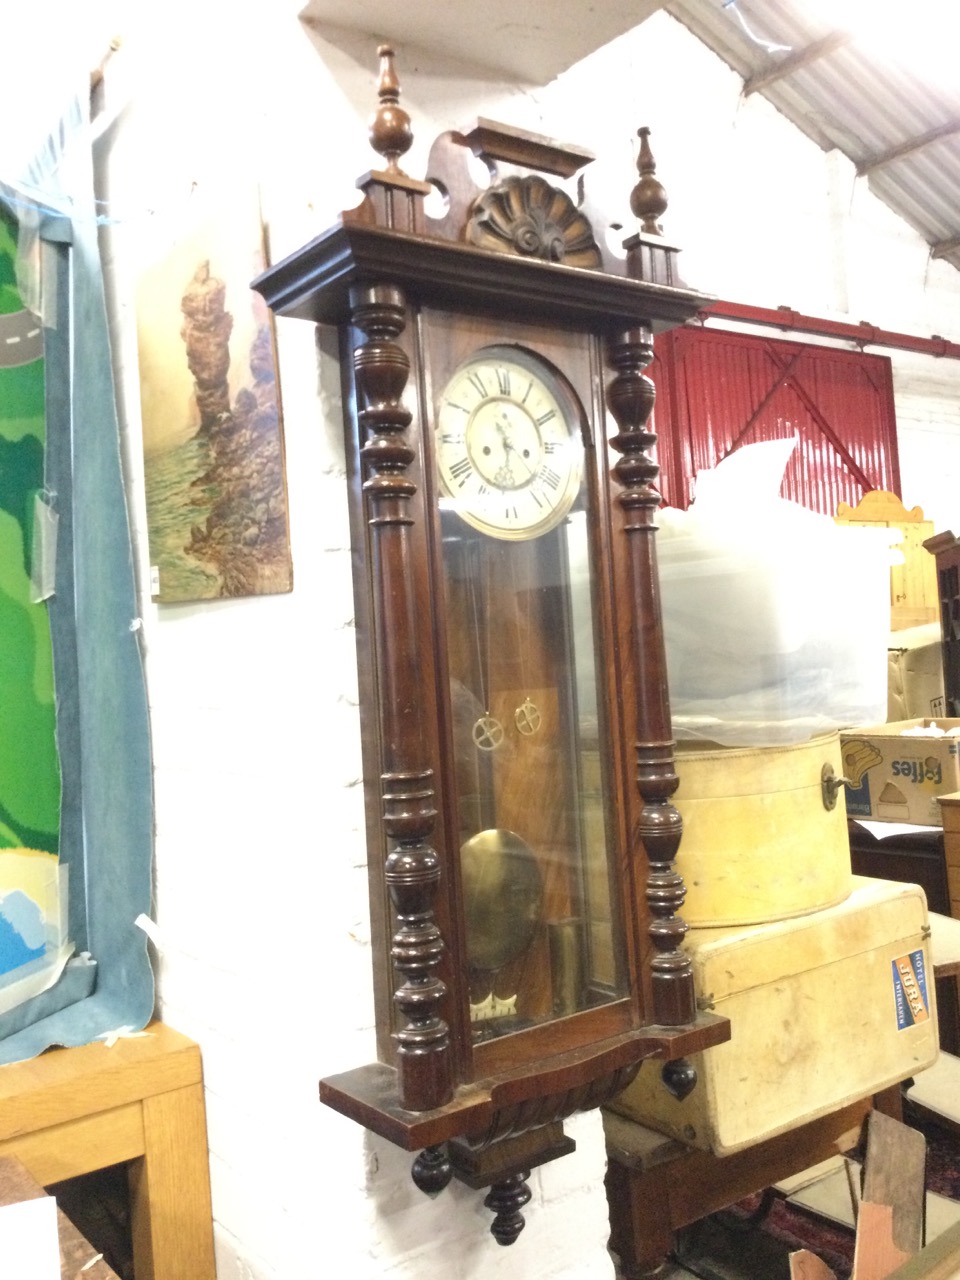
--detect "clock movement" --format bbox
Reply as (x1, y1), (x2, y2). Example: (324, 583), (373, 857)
(253, 46), (729, 1244)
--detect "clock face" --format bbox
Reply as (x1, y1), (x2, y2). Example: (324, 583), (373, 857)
(435, 347), (584, 540)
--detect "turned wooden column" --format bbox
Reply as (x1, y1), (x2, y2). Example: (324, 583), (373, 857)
(607, 325), (695, 1027)
(352, 280), (452, 1110)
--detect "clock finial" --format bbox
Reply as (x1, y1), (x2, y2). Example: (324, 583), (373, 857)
(630, 126), (668, 236)
(369, 44), (413, 174)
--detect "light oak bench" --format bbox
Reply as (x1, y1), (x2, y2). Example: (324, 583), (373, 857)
(0, 1021), (215, 1280)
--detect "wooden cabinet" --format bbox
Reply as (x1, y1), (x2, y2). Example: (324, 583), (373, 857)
(937, 791), (960, 918)
(924, 531), (960, 714)
(848, 819), (951, 915)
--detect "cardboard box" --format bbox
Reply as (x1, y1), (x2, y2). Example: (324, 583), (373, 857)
(841, 718), (960, 825)
(607, 877), (937, 1156)
(887, 623), (945, 720)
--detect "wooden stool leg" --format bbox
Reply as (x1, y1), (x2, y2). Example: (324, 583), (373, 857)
(128, 1084), (216, 1280)
(605, 1156), (674, 1278)
(873, 1083), (904, 1123)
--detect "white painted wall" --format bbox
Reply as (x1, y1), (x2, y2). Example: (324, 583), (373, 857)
(92, 6), (960, 1278)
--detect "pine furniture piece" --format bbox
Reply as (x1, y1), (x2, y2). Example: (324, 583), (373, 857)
(835, 490), (938, 630)
(0, 1021), (215, 1280)
(0, 1154), (119, 1279)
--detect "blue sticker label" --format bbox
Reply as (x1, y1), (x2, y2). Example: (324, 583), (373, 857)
(892, 950), (930, 1030)
(844, 773), (872, 817)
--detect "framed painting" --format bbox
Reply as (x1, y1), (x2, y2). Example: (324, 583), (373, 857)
(137, 192), (293, 602)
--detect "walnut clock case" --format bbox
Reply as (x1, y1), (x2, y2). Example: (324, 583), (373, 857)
(253, 47), (729, 1245)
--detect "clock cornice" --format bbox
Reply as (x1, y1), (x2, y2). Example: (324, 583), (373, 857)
(255, 218), (712, 332)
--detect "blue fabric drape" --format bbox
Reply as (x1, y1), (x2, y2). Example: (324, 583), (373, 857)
(0, 90), (154, 1063)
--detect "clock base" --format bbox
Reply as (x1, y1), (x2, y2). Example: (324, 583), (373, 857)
(319, 1012), (729, 1152)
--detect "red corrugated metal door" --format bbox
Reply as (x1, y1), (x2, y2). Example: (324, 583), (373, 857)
(651, 327), (901, 512)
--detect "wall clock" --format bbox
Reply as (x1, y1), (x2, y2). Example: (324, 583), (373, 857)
(253, 46), (729, 1245)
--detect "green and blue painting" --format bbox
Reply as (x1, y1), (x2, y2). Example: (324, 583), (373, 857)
(0, 204), (64, 991)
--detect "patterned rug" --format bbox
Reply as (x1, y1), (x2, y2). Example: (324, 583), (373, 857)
(674, 1109), (960, 1280)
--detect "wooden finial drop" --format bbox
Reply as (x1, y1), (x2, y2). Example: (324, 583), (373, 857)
(630, 127), (668, 236)
(369, 45), (413, 174)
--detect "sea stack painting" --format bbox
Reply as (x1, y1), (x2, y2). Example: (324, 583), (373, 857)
(137, 202), (293, 603)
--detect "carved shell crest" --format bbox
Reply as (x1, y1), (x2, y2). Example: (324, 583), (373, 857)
(466, 174), (601, 269)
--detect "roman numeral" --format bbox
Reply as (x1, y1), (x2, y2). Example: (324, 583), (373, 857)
(468, 371), (488, 398)
(535, 409), (557, 426)
(505, 505), (518, 522)
(440, 432), (463, 445)
(539, 466), (562, 491)
(449, 457), (473, 485)
(444, 400), (470, 415)
(496, 367), (511, 395)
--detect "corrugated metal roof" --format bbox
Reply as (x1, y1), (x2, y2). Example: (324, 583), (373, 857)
(665, 0), (960, 271)
(301, 0), (960, 270)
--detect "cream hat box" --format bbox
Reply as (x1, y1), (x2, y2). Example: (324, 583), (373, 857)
(674, 733), (852, 927)
(609, 876), (937, 1155)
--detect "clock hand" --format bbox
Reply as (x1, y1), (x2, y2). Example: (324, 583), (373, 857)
(497, 416), (541, 482)
(510, 451), (537, 481)
(493, 417), (519, 487)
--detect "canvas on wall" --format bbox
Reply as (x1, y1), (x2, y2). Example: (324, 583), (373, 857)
(137, 193), (293, 603)
(0, 204), (72, 1009)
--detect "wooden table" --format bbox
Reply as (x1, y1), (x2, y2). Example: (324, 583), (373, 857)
(0, 1022), (216, 1280)
(604, 914), (960, 1276)
(604, 1093), (880, 1278)
(0, 1155), (119, 1279)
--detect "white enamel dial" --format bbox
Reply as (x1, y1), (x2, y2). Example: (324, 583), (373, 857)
(435, 349), (583, 539)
